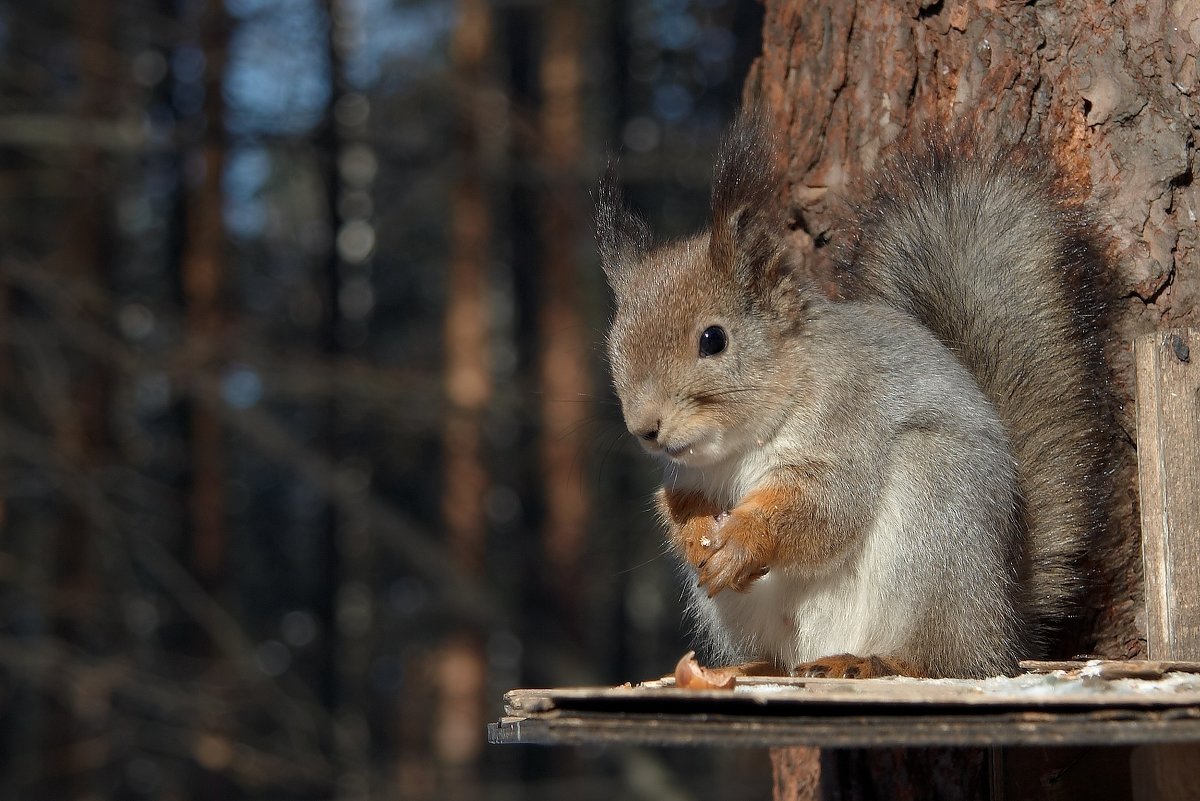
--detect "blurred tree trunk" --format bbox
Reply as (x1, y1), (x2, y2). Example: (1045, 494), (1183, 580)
(319, 1), (373, 795)
(46, 0), (119, 796)
(443, 0), (493, 588)
(436, 0), (492, 792)
(176, 5), (233, 800)
(0, 230), (8, 537)
(537, 0), (590, 629)
(180, 0), (230, 587)
(58, 0), (117, 590)
(748, 0), (1199, 798)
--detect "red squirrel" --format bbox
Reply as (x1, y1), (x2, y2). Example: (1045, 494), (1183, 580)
(596, 115), (1108, 679)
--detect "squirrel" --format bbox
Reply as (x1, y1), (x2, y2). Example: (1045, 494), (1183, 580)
(595, 114), (1109, 679)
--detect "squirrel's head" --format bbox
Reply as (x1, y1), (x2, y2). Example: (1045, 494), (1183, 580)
(596, 114), (816, 468)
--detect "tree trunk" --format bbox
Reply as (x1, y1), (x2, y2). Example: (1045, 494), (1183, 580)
(180, 0), (230, 587)
(436, 0), (492, 792)
(320, 0), (375, 793)
(748, 1), (1199, 798)
(537, 0), (590, 631)
(46, 0), (120, 797)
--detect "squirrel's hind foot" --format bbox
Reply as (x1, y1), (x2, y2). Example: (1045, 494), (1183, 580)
(792, 654), (920, 679)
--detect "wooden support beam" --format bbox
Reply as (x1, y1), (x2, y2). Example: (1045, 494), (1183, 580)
(1132, 328), (1200, 801)
(1136, 328), (1200, 659)
(770, 747), (820, 801)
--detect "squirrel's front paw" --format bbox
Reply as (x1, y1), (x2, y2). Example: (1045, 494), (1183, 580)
(695, 514), (771, 597)
(677, 514), (720, 570)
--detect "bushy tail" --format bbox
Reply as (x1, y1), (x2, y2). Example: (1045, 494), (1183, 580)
(837, 132), (1110, 649)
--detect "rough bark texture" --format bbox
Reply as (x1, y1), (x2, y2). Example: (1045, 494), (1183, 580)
(770, 747), (821, 801)
(747, 0), (1200, 664)
(748, 3), (1198, 798)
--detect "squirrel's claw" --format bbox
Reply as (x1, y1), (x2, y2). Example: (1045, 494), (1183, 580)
(792, 654), (917, 679)
(672, 504), (770, 596)
(695, 524), (769, 597)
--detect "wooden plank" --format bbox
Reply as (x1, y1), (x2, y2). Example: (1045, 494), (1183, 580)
(502, 671), (1200, 713)
(1135, 328), (1200, 660)
(488, 706), (1200, 748)
(1019, 659), (1200, 678)
(1131, 744), (1200, 801)
(993, 746), (1134, 801)
(494, 663), (1200, 749)
(1133, 328), (1200, 801)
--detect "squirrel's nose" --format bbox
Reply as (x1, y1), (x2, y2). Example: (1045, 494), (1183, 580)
(638, 421), (661, 442)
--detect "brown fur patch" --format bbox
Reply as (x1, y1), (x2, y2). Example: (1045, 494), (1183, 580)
(671, 479), (860, 597)
(658, 488), (725, 569)
(737, 474), (861, 569)
(793, 653), (923, 679)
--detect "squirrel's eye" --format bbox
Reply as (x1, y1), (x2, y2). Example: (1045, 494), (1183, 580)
(698, 325), (727, 357)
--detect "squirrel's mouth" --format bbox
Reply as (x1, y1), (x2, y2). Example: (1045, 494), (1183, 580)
(659, 435), (719, 465)
(638, 421), (721, 465)
(663, 442), (694, 460)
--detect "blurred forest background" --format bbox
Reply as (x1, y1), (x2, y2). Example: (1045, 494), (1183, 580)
(0, 0), (770, 798)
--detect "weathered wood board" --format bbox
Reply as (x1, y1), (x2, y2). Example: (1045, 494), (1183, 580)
(490, 664), (1200, 748)
(1136, 329), (1200, 662)
(1130, 330), (1200, 801)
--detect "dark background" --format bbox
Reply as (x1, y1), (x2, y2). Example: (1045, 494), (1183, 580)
(0, 0), (776, 798)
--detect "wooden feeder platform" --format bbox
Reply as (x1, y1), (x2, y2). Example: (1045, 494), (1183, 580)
(489, 660), (1200, 749)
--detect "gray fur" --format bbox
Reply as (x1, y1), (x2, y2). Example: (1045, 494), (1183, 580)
(839, 133), (1110, 648)
(596, 118), (1108, 677)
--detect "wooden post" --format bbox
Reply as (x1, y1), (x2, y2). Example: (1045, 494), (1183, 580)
(1131, 328), (1200, 801)
(770, 746), (821, 801)
(1136, 328), (1200, 658)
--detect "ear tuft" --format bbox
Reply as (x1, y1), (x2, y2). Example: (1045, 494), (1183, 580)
(709, 111), (786, 284)
(595, 159), (651, 287)
(711, 112), (780, 220)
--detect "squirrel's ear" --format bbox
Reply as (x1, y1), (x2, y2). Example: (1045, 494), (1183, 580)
(596, 160), (650, 289)
(709, 112), (785, 283)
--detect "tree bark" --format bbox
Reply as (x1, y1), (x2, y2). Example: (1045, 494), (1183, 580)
(748, 1), (1199, 798)
(751, 0), (1198, 677)
(771, 747), (822, 801)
